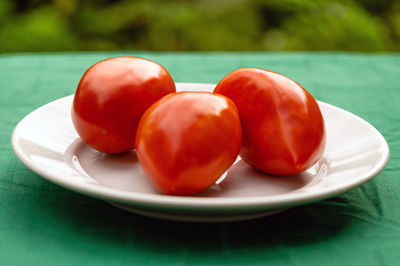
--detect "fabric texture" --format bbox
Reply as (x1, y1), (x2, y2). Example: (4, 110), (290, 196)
(0, 52), (399, 266)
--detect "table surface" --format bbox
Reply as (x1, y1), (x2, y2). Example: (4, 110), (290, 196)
(1, 52), (399, 266)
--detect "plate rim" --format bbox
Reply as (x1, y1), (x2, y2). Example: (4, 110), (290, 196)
(11, 82), (390, 211)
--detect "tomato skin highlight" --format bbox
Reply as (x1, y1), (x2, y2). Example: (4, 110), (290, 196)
(71, 57), (176, 154)
(135, 92), (242, 195)
(214, 68), (326, 175)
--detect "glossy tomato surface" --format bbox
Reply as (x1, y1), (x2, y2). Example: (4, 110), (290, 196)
(136, 92), (242, 195)
(214, 68), (326, 175)
(72, 57), (176, 154)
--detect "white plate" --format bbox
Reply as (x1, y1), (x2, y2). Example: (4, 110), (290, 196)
(11, 83), (389, 222)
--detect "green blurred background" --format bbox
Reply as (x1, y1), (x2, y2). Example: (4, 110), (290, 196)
(0, 0), (399, 53)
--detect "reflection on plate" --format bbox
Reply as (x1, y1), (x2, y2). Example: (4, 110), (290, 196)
(11, 83), (389, 222)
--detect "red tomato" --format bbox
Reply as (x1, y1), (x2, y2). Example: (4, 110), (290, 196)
(214, 68), (326, 175)
(135, 92), (242, 195)
(71, 57), (176, 154)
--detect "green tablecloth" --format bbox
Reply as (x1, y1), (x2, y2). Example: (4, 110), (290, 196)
(1, 52), (399, 265)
